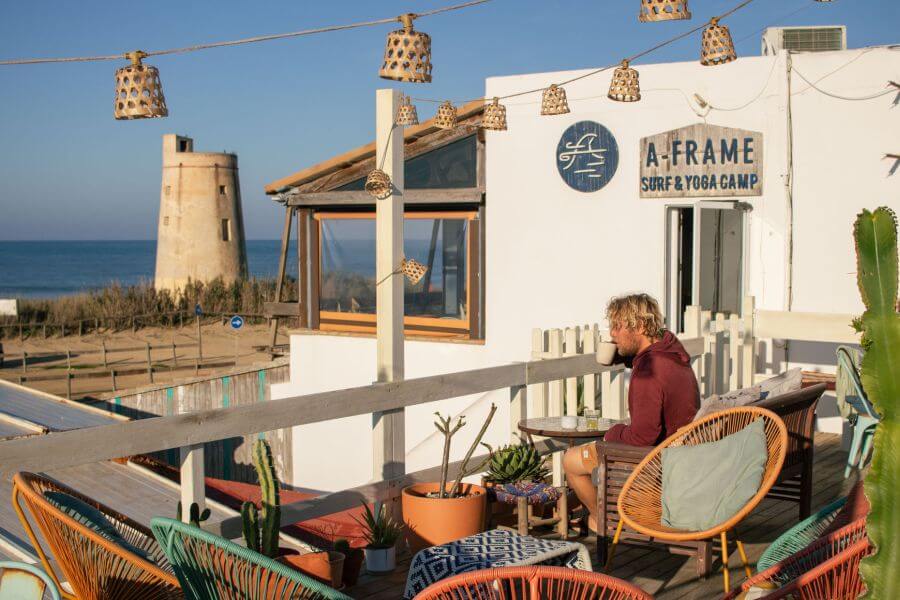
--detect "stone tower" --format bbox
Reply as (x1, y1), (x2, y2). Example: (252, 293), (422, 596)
(155, 134), (248, 291)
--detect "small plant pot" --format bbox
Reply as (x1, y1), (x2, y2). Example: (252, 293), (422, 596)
(402, 482), (486, 554)
(279, 550), (344, 589)
(364, 546), (396, 574)
(341, 547), (364, 587)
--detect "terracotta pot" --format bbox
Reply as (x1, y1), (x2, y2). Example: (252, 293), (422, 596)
(401, 482), (486, 554)
(341, 547), (364, 587)
(278, 551), (344, 589)
(364, 546), (396, 574)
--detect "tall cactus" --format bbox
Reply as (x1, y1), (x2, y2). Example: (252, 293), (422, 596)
(853, 207), (900, 599)
(239, 438), (281, 558)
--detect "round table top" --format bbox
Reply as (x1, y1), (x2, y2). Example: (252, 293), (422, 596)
(517, 416), (622, 439)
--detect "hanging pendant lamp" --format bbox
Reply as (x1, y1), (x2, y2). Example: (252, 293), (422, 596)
(400, 258), (428, 285)
(608, 60), (641, 102)
(395, 94), (419, 126)
(541, 84), (570, 115)
(482, 97), (508, 131)
(700, 18), (737, 65)
(639, 0), (691, 22)
(379, 13), (432, 83)
(365, 169), (393, 199)
(434, 101), (457, 129)
(114, 51), (168, 120)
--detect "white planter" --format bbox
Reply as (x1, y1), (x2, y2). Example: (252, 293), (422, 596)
(364, 546), (396, 574)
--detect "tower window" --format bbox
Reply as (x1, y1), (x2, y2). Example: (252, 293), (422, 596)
(219, 185), (226, 195)
(221, 219), (231, 242)
(179, 140), (189, 152)
(165, 185), (171, 196)
(164, 216), (169, 226)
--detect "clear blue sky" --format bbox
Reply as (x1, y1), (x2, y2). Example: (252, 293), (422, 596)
(0, 0), (895, 240)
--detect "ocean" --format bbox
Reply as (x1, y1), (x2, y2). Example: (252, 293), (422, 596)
(0, 240), (297, 299)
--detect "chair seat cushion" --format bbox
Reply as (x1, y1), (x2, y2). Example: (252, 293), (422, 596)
(493, 482), (561, 505)
(661, 418), (767, 531)
(694, 385), (762, 420)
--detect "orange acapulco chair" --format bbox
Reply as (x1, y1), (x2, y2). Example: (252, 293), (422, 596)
(12, 471), (182, 600)
(606, 407), (788, 595)
(414, 565), (653, 600)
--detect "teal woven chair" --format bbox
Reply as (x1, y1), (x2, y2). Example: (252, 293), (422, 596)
(756, 496), (847, 573)
(0, 561), (61, 600)
(150, 518), (351, 600)
(836, 346), (880, 478)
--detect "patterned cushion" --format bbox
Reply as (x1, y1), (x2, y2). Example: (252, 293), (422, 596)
(493, 482), (561, 505)
(758, 368), (802, 400)
(694, 385), (762, 420)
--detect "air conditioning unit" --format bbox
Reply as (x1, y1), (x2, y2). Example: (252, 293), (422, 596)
(762, 26), (846, 55)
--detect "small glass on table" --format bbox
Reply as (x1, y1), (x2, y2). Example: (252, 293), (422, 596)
(584, 409), (600, 431)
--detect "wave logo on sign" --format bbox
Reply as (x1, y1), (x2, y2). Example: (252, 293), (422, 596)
(556, 121), (619, 193)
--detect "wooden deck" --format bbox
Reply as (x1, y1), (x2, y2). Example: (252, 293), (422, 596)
(350, 432), (854, 599)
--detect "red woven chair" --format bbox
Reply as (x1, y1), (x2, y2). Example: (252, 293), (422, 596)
(722, 517), (870, 599)
(414, 565), (652, 600)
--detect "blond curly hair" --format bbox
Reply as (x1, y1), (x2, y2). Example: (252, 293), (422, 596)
(606, 293), (665, 339)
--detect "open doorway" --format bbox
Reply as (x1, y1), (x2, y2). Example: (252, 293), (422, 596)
(666, 203), (746, 331)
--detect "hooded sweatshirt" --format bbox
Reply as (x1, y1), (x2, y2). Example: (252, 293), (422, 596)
(603, 330), (700, 447)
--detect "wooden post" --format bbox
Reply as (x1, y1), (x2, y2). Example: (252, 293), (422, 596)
(101, 340), (107, 368)
(66, 349), (71, 370)
(196, 315), (203, 363)
(78, 320), (83, 337)
(530, 329), (547, 418)
(146, 342), (154, 384)
(110, 369), (117, 392)
(66, 371), (72, 399)
(741, 296), (755, 386)
(179, 444), (206, 522)
(548, 329), (564, 487)
(42, 324), (46, 339)
(564, 328), (578, 416)
(268, 206), (294, 353)
(172, 340), (178, 367)
(582, 324), (597, 411)
(729, 315), (742, 389)
(21, 351), (27, 373)
(510, 385), (527, 444)
(372, 88), (406, 483)
(131, 315), (136, 333)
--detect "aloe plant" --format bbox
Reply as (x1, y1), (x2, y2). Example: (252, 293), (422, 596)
(853, 207), (900, 598)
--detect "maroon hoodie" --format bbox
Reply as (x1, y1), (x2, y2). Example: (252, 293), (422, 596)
(603, 331), (700, 447)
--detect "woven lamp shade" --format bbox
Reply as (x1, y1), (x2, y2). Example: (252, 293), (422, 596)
(639, 0), (691, 22)
(379, 14), (432, 83)
(365, 169), (393, 199)
(608, 60), (641, 102)
(401, 258), (428, 285)
(114, 51), (168, 120)
(701, 19), (737, 65)
(396, 94), (419, 126)
(434, 101), (458, 130)
(541, 84), (570, 115)
(482, 97), (507, 131)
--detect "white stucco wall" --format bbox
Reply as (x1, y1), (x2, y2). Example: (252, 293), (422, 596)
(274, 46), (899, 492)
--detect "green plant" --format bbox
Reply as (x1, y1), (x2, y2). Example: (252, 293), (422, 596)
(240, 438), (281, 558)
(351, 502), (403, 549)
(175, 501), (211, 529)
(434, 403), (498, 498)
(853, 207), (900, 599)
(485, 443), (549, 484)
(333, 538), (351, 554)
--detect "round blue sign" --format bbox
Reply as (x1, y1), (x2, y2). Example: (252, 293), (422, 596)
(230, 315), (244, 330)
(556, 121), (619, 193)
(194, 303), (203, 316)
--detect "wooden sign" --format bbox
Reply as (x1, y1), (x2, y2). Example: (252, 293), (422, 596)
(556, 121), (619, 193)
(640, 123), (763, 198)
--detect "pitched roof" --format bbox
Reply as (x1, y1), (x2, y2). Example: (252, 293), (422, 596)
(265, 98), (485, 195)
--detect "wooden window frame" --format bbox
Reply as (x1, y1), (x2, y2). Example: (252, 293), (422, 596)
(310, 210), (482, 340)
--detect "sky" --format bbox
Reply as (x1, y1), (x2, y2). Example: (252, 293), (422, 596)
(0, 0), (896, 241)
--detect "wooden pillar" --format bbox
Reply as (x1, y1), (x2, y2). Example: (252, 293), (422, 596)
(373, 88), (406, 482)
(268, 206), (294, 352)
(179, 444), (206, 521)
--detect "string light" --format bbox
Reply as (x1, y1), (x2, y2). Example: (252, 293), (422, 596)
(434, 101), (458, 129)
(639, 0), (691, 23)
(700, 18), (737, 65)
(608, 60), (641, 102)
(379, 13), (433, 83)
(365, 169), (393, 199)
(481, 97), (508, 131)
(114, 51), (167, 120)
(541, 84), (571, 115)
(395, 94), (420, 126)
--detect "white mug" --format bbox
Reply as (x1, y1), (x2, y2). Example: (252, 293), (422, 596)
(596, 341), (618, 366)
(561, 415), (578, 429)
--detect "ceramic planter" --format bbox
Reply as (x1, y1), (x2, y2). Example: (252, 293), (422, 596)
(278, 550), (344, 589)
(341, 547), (364, 587)
(401, 482), (487, 553)
(364, 546), (396, 574)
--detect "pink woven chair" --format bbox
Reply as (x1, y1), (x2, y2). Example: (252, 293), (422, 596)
(414, 565), (652, 600)
(722, 517), (870, 599)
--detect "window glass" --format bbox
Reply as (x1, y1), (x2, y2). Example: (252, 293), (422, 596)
(319, 216), (469, 320)
(336, 136), (477, 191)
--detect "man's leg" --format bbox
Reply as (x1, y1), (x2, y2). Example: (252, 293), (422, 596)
(563, 443), (598, 531)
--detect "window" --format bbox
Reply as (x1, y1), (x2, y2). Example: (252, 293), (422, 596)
(221, 219), (231, 241)
(165, 185), (171, 196)
(164, 216), (169, 226)
(312, 211), (481, 339)
(219, 185), (226, 195)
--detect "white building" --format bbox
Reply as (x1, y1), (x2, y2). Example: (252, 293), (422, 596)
(265, 44), (899, 493)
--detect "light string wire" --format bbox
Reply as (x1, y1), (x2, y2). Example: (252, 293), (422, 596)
(0, 0), (493, 66)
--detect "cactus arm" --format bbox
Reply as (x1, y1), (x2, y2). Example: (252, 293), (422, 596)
(241, 501), (260, 553)
(253, 438), (281, 558)
(854, 208), (900, 599)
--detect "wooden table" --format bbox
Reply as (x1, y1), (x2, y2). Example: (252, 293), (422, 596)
(517, 417), (622, 539)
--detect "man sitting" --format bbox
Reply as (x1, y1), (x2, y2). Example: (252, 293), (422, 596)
(562, 293), (700, 531)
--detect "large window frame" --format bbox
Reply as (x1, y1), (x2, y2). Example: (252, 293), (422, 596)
(309, 210), (483, 340)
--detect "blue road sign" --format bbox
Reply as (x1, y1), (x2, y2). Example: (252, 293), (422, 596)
(230, 315), (244, 330)
(194, 303), (203, 316)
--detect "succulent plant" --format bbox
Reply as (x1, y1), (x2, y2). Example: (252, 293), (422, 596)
(853, 207), (900, 599)
(351, 502), (403, 549)
(486, 443), (549, 484)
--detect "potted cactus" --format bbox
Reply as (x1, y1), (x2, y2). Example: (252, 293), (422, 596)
(401, 404), (497, 553)
(853, 207), (899, 598)
(352, 502), (403, 574)
(176, 501), (211, 529)
(334, 538), (364, 587)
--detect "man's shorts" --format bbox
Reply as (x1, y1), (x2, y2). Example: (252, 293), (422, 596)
(580, 441), (598, 470)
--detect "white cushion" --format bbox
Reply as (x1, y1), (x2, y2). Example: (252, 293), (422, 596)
(759, 368), (803, 400)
